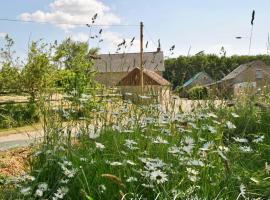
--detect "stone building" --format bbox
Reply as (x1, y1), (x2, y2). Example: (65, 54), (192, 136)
(93, 51), (164, 87)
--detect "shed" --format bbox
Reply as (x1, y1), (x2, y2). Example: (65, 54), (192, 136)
(93, 51), (164, 87)
(117, 67), (171, 103)
(182, 72), (213, 89)
(180, 72), (213, 97)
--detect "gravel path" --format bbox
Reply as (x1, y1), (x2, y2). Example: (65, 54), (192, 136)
(0, 130), (43, 151)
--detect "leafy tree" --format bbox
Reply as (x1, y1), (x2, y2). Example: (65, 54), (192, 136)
(0, 35), (21, 93)
(22, 41), (55, 100)
(54, 38), (97, 101)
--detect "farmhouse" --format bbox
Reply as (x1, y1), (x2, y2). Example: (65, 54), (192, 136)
(207, 60), (270, 96)
(93, 51), (164, 87)
(117, 67), (171, 103)
(180, 72), (213, 97)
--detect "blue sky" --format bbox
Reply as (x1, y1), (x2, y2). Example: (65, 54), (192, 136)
(0, 0), (270, 58)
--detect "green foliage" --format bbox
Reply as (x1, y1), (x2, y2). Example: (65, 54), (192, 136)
(187, 86), (208, 100)
(54, 38), (97, 103)
(0, 35), (21, 93)
(164, 54), (270, 89)
(22, 41), (55, 100)
(0, 103), (39, 129)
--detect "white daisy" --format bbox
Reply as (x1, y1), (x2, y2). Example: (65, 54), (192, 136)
(232, 137), (248, 143)
(109, 161), (123, 166)
(149, 170), (168, 184)
(95, 142), (105, 150)
(126, 176), (138, 182)
(226, 121), (236, 129)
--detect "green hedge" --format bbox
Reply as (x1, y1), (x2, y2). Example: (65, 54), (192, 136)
(187, 86), (209, 100)
(0, 103), (39, 129)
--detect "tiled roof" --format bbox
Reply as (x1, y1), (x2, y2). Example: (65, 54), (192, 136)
(94, 51), (164, 73)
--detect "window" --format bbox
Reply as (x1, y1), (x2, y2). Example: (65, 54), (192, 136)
(256, 69), (263, 79)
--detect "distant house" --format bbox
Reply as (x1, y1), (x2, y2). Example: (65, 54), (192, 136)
(93, 51), (164, 87)
(180, 72), (213, 97)
(117, 67), (171, 103)
(207, 60), (270, 97)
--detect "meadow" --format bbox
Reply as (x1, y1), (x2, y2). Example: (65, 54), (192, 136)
(1, 90), (270, 200)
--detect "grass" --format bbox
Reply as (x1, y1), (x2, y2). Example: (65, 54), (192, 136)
(1, 94), (270, 199)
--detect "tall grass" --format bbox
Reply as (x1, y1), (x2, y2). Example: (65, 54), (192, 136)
(1, 93), (270, 199)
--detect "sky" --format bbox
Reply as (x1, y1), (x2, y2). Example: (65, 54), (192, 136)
(0, 0), (270, 59)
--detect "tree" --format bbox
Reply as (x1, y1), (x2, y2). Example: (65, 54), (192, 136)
(54, 38), (97, 101)
(0, 35), (21, 93)
(22, 41), (55, 100)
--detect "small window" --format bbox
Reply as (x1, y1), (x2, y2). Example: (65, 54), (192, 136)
(256, 69), (263, 79)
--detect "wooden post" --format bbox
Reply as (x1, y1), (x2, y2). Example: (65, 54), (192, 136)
(140, 22), (144, 94)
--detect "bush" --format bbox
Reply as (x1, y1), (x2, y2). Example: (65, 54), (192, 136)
(0, 103), (39, 129)
(187, 86), (208, 100)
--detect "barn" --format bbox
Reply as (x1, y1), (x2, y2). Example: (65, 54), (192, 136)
(117, 67), (171, 103)
(93, 51), (164, 87)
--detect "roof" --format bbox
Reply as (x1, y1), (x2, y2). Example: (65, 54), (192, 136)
(222, 60), (267, 81)
(183, 72), (212, 88)
(117, 67), (171, 86)
(94, 51), (164, 73)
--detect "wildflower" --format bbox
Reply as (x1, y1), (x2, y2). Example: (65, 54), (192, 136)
(109, 161), (123, 166)
(231, 112), (240, 118)
(124, 139), (138, 150)
(226, 121), (236, 129)
(126, 176), (138, 182)
(38, 182), (48, 191)
(142, 158), (166, 171)
(187, 174), (198, 182)
(80, 157), (88, 162)
(149, 170), (168, 184)
(141, 183), (154, 188)
(207, 125), (217, 134)
(183, 136), (195, 154)
(63, 168), (77, 178)
(217, 150), (227, 160)
(186, 168), (199, 175)
(239, 146), (253, 152)
(232, 137), (248, 143)
(95, 142), (105, 150)
(20, 187), (31, 196)
(200, 141), (214, 151)
(250, 177), (259, 183)
(98, 184), (106, 193)
(208, 113), (218, 118)
(187, 160), (204, 167)
(168, 146), (181, 154)
(35, 189), (44, 197)
(126, 160), (137, 166)
(152, 136), (168, 144)
(218, 145), (229, 152)
(238, 184), (246, 199)
(53, 186), (69, 199)
(253, 135), (265, 143)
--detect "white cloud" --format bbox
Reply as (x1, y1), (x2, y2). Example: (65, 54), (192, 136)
(69, 32), (89, 42)
(0, 32), (7, 38)
(19, 0), (121, 30)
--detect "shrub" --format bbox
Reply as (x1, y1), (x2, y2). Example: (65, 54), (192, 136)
(187, 86), (208, 100)
(0, 103), (39, 129)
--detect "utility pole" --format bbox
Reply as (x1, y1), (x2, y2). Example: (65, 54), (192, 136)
(140, 21), (144, 94)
